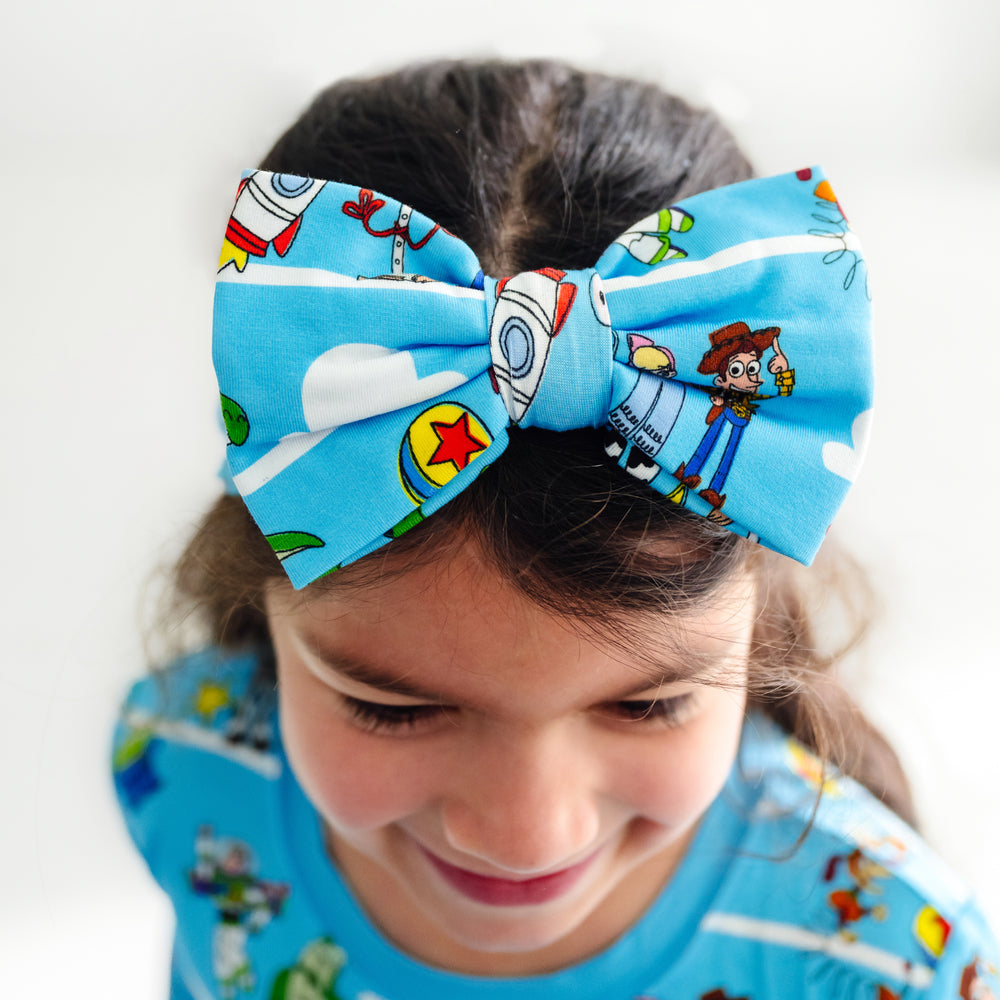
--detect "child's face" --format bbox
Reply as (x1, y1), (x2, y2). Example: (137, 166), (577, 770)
(266, 542), (754, 975)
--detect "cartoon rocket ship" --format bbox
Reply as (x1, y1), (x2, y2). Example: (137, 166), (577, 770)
(489, 267), (577, 423)
(219, 171), (327, 272)
(614, 206), (694, 265)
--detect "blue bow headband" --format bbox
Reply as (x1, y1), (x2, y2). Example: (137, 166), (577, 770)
(214, 167), (873, 588)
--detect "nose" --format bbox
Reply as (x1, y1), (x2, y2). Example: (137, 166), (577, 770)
(440, 724), (601, 875)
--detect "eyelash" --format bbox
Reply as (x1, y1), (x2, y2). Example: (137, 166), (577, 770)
(340, 693), (695, 734)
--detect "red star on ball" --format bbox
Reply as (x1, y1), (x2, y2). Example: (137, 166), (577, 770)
(428, 412), (488, 471)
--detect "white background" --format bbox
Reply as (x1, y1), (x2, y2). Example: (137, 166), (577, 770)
(3, 0), (999, 994)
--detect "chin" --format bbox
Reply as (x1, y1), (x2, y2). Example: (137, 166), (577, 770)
(417, 886), (605, 956)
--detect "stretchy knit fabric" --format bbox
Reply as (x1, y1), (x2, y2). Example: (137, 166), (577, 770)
(113, 649), (998, 1000)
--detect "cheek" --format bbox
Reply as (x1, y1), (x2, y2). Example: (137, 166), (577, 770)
(277, 671), (435, 833)
(617, 691), (745, 826)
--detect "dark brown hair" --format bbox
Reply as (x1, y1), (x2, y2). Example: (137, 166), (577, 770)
(171, 59), (915, 827)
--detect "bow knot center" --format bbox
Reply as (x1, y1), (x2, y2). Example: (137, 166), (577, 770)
(485, 268), (614, 431)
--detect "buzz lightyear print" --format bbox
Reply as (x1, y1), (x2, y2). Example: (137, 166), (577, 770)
(614, 205), (694, 264)
(188, 826), (291, 998)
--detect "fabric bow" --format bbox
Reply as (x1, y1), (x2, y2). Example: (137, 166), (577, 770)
(214, 167), (873, 588)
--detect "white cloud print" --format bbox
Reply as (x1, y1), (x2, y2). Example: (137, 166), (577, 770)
(233, 343), (468, 496)
(822, 409), (873, 483)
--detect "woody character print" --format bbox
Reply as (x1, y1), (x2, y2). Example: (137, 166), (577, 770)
(961, 956), (999, 1000)
(674, 322), (794, 510)
(823, 848), (889, 941)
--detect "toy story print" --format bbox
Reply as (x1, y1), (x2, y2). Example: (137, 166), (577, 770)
(488, 267), (578, 423)
(222, 393), (251, 447)
(796, 167), (869, 296)
(189, 826), (291, 999)
(914, 904), (953, 965)
(117, 658), (282, 780)
(823, 848), (890, 940)
(785, 737), (844, 797)
(342, 188), (439, 263)
(398, 401), (492, 504)
(606, 320), (793, 523)
(266, 531), (326, 564)
(213, 168), (874, 582)
(220, 172), (327, 273)
(386, 507), (426, 539)
(673, 322), (793, 512)
(269, 937), (348, 1000)
(222, 667), (276, 752)
(614, 204), (694, 264)
(606, 333), (685, 480)
(112, 723), (162, 808)
(960, 956), (999, 1000)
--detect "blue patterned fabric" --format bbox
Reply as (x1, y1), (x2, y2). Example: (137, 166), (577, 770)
(113, 649), (999, 1000)
(213, 168), (873, 588)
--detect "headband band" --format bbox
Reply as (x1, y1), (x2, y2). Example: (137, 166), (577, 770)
(213, 167), (872, 588)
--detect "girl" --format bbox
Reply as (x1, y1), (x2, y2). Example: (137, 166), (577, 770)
(113, 60), (998, 999)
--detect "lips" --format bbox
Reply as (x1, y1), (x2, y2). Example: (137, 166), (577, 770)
(419, 846), (599, 907)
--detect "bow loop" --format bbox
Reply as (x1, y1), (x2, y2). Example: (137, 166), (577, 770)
(213, 166), (873, 587)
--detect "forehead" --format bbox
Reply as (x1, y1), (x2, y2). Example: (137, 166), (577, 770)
(267, 542), (757, 711)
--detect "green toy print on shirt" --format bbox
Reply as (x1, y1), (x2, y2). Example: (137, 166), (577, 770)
(269, 937), (348, 1000)
(188, 825), (291, 999)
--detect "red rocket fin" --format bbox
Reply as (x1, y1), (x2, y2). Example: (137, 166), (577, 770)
(536, 266), (567, 282)
(496, 276), (511, 298)
(551, 282), (577, 336)
(273, 215), (303, 257)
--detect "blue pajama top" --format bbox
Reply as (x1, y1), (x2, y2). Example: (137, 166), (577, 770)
(112, 648), (999, 1000)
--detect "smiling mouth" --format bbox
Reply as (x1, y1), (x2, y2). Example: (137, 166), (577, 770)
(419, 846), (601, 907)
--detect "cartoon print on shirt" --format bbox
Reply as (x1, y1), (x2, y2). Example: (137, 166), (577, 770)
(605, 333), (686, 483)
(189, 825), (291, 999)
(959, 955), (999, 1000)
(398, 402), (493, 505)
(112, 724), (162, 808)
(269, 937), (348, 1000)
(488, 267), (578, 423)
(674, 322), (794, 512)
(221, 394), (250, 447)
(219, 172), (328, 273)
(914, 904), (953, 965)
(614, 205), (695, 264)
(823, 848), (890, 941)
(341, 188), (439, 278)
(785, 738), (844, 797)
(194, 680), (232, 723)
(223, 667), (276, 752)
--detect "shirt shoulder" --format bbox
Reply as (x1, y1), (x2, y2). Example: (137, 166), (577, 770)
(111, 646), (283, 870)
(698, 714), (1000, 999)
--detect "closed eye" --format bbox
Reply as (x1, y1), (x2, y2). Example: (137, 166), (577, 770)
(340, 691), (697, 735)
(606, 693), (695, 727)
(341, 696), (446, 733)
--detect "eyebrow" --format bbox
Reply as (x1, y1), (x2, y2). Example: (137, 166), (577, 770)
(297, 634), (714, 704)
